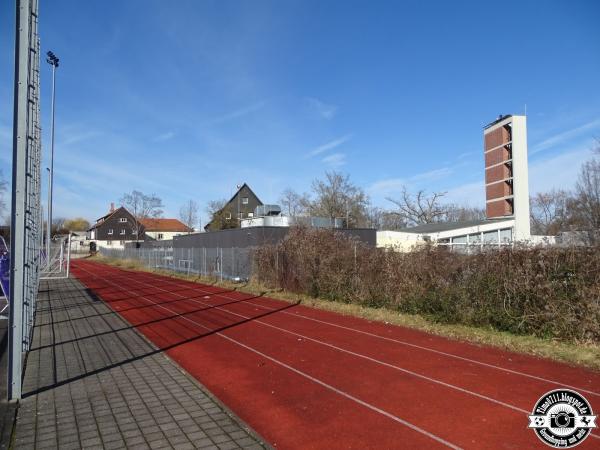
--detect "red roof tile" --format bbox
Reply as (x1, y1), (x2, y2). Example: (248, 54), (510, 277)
(139, 218), (192, 232)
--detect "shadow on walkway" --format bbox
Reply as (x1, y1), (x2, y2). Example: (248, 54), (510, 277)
(12, 278), (269, 449)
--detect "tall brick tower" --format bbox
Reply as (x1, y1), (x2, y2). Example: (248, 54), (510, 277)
(484, 115), (530, 240)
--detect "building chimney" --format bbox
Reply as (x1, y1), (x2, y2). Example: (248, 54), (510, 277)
(110, 202), (115, 213)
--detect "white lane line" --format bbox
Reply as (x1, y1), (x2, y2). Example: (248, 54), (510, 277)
(114, 270), (531, 415)
(76, 264), (463, 450)
(88, 266), (600, 442)
(131, 270), (600, 399)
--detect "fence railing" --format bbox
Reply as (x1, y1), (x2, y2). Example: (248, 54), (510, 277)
(9, 0), (42, 400)
(40, 235), (71, 279)
(100, 246), (253, 281)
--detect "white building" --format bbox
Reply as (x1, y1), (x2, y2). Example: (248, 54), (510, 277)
(140, 218), (193, 240)
(377, 114), (533, 251)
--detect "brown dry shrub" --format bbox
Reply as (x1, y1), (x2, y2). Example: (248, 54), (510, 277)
(253, 227), (600, 343)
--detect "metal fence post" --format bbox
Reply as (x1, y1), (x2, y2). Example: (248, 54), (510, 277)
(9, 0), (39, 401)
(66, 235), (71, 277)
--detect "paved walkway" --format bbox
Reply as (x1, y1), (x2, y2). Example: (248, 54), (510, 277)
(12, 278), (268, 449)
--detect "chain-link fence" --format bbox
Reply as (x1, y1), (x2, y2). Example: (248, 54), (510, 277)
(100, 246), (254, 281)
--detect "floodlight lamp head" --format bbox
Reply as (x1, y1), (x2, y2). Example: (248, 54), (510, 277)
(46, 51), (59, 67)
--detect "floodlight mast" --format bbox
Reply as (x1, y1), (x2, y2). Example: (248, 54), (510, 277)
(46, 51), (59, 264)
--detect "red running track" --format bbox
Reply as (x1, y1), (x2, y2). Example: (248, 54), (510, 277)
(71, 260), (600, 449)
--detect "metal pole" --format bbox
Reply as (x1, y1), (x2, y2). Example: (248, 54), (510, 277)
(9, 0), (33, 401)
(45, 167), (50, 265)
(46, 63), (56, 266)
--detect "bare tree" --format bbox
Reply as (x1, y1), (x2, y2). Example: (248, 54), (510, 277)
(278, 188), (310, 217)
(205, 199), (236, 231)
(365, 206), (406, 230)
(120, 190), (164, 240)
(386, 187), (447, 227)
(308, 171), (370, 227)
(179, 200), (199, 233)
(529, 190), (571, 235)
(570, 156), (600, 243)
(64, 218), (91, 231)
(445, 204), (486, 223)
(51, 217), (68, 235)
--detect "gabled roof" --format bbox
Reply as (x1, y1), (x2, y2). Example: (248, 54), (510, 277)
(204, 183), (263, 230)
(224, 183), (262, 207)
(88, 206), (132, 231)
(140, 218), (192, 232)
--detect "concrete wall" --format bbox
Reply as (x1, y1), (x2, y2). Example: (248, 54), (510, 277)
(173, 226), (377, 249)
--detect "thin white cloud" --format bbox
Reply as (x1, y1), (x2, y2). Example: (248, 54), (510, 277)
(457, 151), (475, 160)
(308, 134), (352, 157)
(443, 144), (595, 206)
(322, 152), (346, 167)
(531, 118), (600, 154)
(153, 131), (175, 142)
(368, 166), (453, 196)
(529, 145), (593, 194)
(443, 181), (484, 206)
(59, 130), (101, 147)
(306, 97), (338, 120)
(368, 178), (405, 194)
(410, 167), (453, 182)
(201, 100), (267, 126)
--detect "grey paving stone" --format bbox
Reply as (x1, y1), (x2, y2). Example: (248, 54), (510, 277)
(11, 278), (269, 450)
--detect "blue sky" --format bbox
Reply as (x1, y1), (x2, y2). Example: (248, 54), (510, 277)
(1, 0), (599, 224)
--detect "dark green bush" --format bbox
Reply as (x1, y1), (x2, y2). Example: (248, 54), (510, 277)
(253, 227), (600, 343)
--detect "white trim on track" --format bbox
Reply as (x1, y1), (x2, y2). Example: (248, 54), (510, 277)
(129, 270), (600, 400)
(75, 264), (463, 450)
(114, 273), (532, 415)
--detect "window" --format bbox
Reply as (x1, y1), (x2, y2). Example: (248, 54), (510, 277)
(242, 197), (249, 204)
(119, 217), (127, 223)
(157, 233), (164, 240)
(225, 212), (232, 220)
(106, 240), (112, 246)
(248, 212), (254, 218)
(120, 241), (125, 245)
(468, 233), (482, 244)
(120, 229), (126, 235)
(483, 231), (498, 244)
(451, 235), (467, 244)
(500, 228), (512, 243)
(108, 229), (113, 235)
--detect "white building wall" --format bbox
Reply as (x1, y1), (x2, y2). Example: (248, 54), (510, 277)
(426, 219), (515, 241)
(91, 240), (128, 250)
(511, 115), (531, 240)
(145, 231), (189, 241)
(376, 231), (426, 252)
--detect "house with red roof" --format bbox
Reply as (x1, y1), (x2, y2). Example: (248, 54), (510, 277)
(87, 204), (193, 249)
(139, 218), (193, 241)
